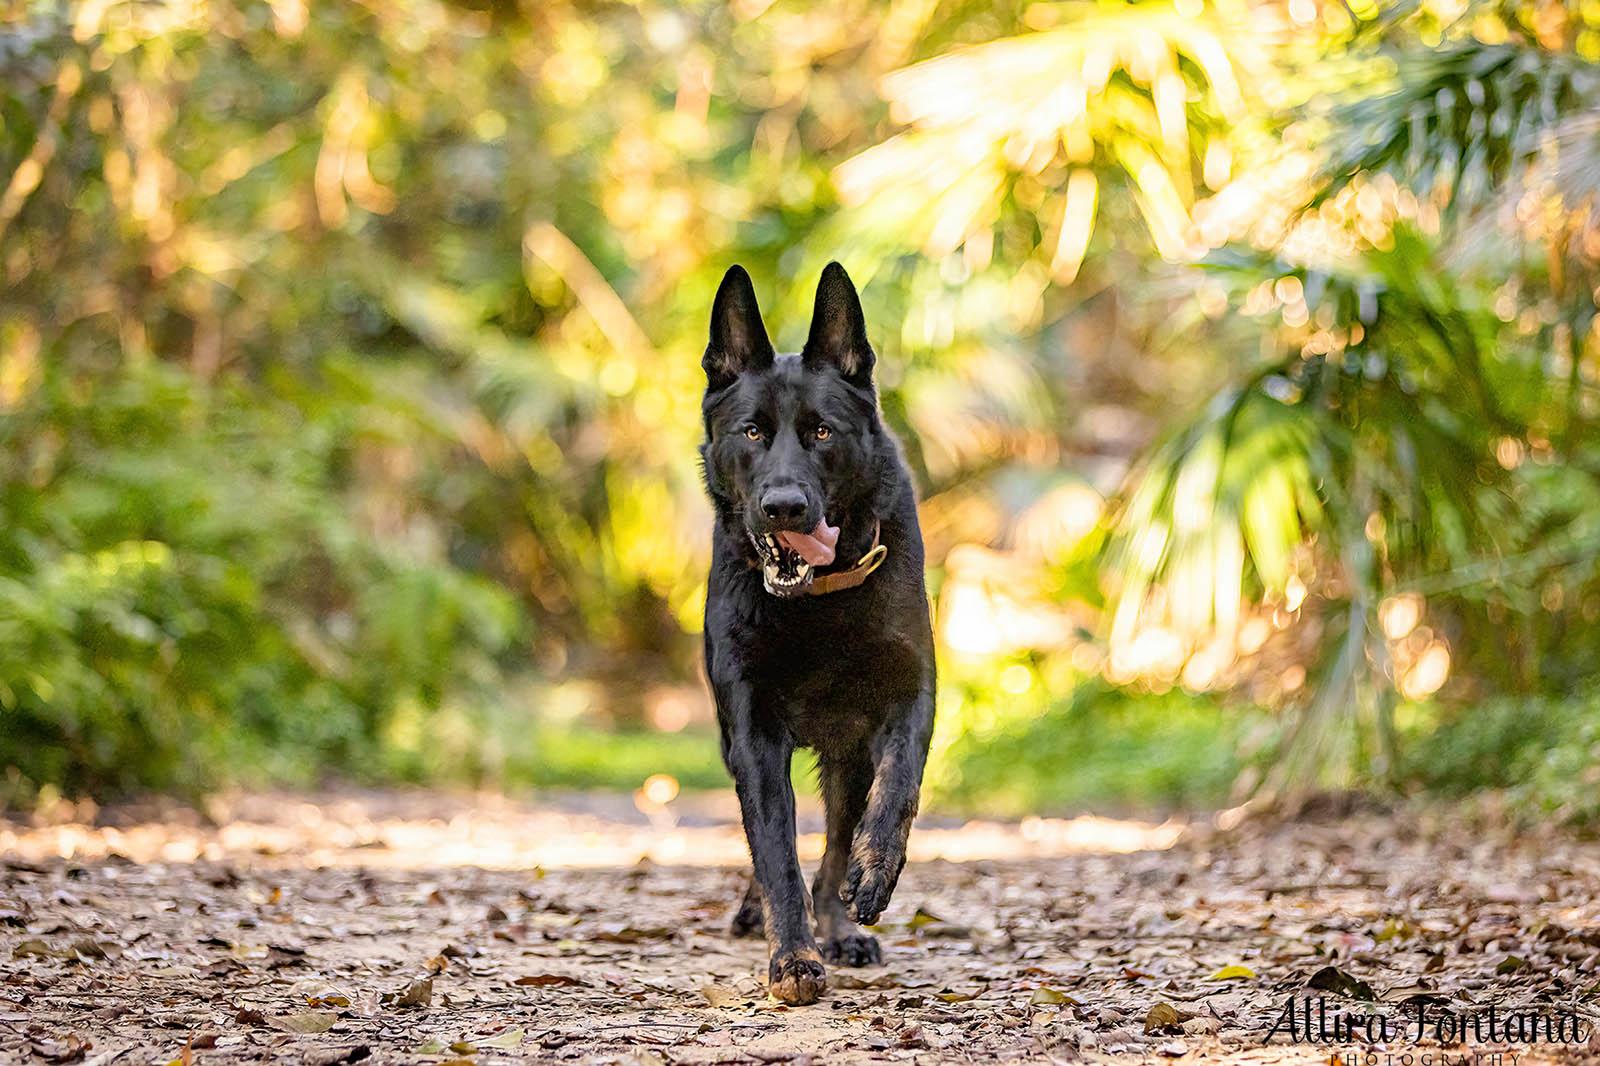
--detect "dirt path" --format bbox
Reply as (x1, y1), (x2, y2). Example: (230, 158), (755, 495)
(4, 792), (1600, 1065)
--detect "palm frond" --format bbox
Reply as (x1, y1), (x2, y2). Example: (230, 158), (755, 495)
(833, 2), (1270, 278)
(1308, 41), (1599, 220)
(1104, 230), (1550, 797)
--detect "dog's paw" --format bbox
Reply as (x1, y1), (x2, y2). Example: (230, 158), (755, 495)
(821, 931), (882, 967)
(729, 897), (764, 938)
(767, 948), (826, 1005)
(840, 848), (900, 926)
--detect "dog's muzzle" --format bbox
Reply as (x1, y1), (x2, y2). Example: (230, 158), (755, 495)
(748, 530), (814, 597)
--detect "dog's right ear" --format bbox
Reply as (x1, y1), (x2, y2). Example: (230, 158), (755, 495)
(704, 265), (774, 390)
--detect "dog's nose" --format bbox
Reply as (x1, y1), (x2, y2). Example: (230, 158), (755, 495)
(760, 488), (809, 526)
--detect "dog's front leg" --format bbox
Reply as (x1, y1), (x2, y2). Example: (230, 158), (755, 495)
(813, 754), (881, 966)
(720, 686), (825, 1004)
(840, 689), (935, 925)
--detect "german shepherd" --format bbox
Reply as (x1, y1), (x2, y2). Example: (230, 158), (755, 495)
(699, 263), (936, 1005)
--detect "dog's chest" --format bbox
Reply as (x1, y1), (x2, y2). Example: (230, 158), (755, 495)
(743, 621), (924, 748)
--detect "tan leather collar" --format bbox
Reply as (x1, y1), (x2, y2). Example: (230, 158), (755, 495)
(805, 521), (887, 596)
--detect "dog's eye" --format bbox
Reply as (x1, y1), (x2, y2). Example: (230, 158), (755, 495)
(815, 424), (831, 441)
(744, 424), (763, 441)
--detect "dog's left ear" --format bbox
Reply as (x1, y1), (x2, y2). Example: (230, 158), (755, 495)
(802, 262), (874, 388)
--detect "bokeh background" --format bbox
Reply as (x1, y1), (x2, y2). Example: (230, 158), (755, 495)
(2, 0), (1598, 823)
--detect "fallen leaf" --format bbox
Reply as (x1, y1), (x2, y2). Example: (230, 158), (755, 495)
(162, 1037), (194, 1066)
(1375, 918), (1414, 943)
(11, 937), (106, 962)
(1030, 987), (1076, 1006)
(307, 995), (351, 1007)
(590, 926), (673, 943)
(908, 907), (945, 932)
(918, 921), (974, 939)
(1208, 964), (1255, 981)
(68, 938), (110, 960)
(381, 977), (433, 1008)
(266, 945), (307, 969)
(832, 973), (901, 990)
(514, 974), (585, 988)
(701, 984), (752, 1008)
(1382, 983), (1443, 1005)
(480, 1029), (524, 1049)
(414, 1039), (447, 1054)
(1307, 965), (1376, 1001)
(269, 1011), (338, 1034)
(1144, 1002), (1194, 1034)
(32, 1035), (91, 1064)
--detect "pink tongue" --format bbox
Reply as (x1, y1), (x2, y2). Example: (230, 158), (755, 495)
(776, 518), (839, 566)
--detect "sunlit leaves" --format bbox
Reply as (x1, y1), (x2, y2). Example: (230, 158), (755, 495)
(1309, 42), (1600, 225)
(836, 3), (1267, 278)
(1050, 169), (1098, 283)
(1104, 210), (1600, 794)
(1106, 384), (1321, 654)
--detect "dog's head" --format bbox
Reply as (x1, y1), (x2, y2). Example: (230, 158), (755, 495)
(699, 263), (881, 597)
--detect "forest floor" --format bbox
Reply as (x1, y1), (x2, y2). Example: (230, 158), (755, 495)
(4, 789), (1600, 1066)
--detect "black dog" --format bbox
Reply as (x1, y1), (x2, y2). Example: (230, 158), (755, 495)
(699, 263), (936, 1005)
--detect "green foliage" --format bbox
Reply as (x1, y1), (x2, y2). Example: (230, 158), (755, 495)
(1310, 43), (1600, 216)
(503, 725), (731, 794)
(1403, 685), (1600, 828)
(1099, 3), (1600, 798)
(2, 0), (1599, 809)
(927, 675), (1268, 818)
(0, 360), (518, 800)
